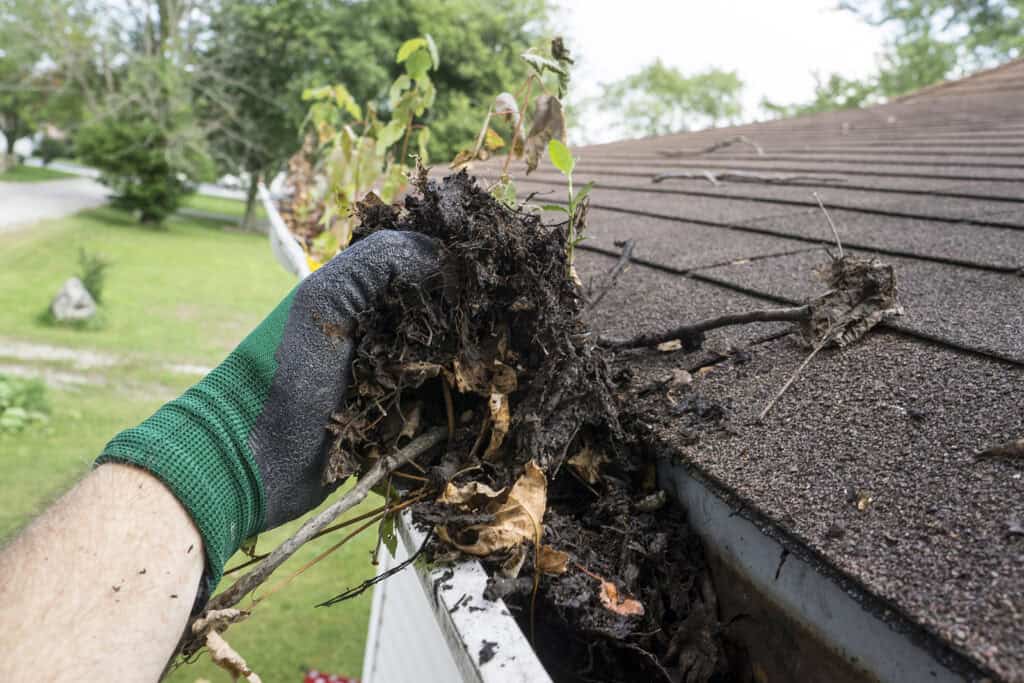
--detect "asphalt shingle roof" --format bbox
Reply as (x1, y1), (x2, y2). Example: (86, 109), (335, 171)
(475, 58), (1024, 681)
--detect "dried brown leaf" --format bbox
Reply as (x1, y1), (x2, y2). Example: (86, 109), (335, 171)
(567, 446), (607, 485)
(493, 92), (519, 119)
(500, 544), (528, 578)
(438, 461), (547, 556)
(538, 545), (570, 575)
(450, 355), (491, 395)
(656, 339), (682, 352)
(598, 579), (645, 617)
(491, 360), (518, 394)
(438, 480), (505, 507)
(802, 256), (904, 348)
(483, 392), (510, 460)
(525, 95), (566, 174)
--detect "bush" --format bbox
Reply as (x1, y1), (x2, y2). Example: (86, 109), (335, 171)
(36, 136), (70, 165)
(0, 375), (49, 434)
(77, 248), (110, 304)
(74, 116), (192, 224)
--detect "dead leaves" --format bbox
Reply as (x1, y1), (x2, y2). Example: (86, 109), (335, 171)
(802, 255), (904, 349)
(537, 545), (570, 575)
(599, 579), (646, 617)
(438, 460), (547, 556)
(567, 445), (607, 485)
(525, 95), (566, 174)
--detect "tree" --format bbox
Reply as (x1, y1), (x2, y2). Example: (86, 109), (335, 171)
(197, 0), (550, 229)
(765, 1), (1023, 118)
(761, 72), (877, 118)
(595, 61), (744, 139)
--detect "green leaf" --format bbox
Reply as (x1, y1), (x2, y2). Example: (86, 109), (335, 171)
(491, 178), (517, 208)
(417, 127), (431, 163)
(332, 85), (362, 120)
(539, 204), (569, 213)
(404, 48), (432, 79)
(375, 119), (406, 155)
(388, 75), (412, 109)
(396, 37), (427, 63)
(521, 49), (567, 77)
(240, 535), (259, 558)
(484, 127), (505, 150)
(548, 138), (575, 176)
(570, 181), (594, 211)
(381, 163), (407, 203)
(380, 513), (397, 558)
(424, 34), (439, 70)
(301, 85), (332, 101)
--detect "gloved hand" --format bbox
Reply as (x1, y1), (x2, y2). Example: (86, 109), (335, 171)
(97, 230), (439, 596)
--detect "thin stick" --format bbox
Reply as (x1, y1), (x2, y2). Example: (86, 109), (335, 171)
(599, 305), (812, 351)
(502, 75), (535, 178)
(441, 377), (455, 440)
(588, 239), (635, 309)
(757, 337), (828, 422)
(651, 170), (846, 186)
(813, 192), (844, 258)
(203, 427), (447, 613)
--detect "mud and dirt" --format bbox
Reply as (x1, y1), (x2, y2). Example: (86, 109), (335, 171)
(324, 169), (734, 682)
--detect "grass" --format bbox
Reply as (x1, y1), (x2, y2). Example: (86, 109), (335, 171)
(0, 164), (77, 182)
(0, 206), (294, 366)
(180, 193), (267, 222)
(0, 207), (376, 681)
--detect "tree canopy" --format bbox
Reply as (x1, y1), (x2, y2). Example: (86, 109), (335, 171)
(595, 61), (744, 139)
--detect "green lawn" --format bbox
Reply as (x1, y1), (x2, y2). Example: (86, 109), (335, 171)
(180, 193), (267, 222)
(0, 165), (77, 182)
(0, 207), (376, 682)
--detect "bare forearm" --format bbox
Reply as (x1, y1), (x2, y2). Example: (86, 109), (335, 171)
(0, 463), (204, 681)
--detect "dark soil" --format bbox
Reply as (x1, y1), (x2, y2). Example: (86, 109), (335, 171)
(325, 169), (733, 682)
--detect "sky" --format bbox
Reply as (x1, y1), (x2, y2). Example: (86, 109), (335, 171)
(552, 0), (889, 143)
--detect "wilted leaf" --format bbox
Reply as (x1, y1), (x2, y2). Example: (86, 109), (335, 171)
(493, 92), (519, 119)
(548, 138), (574, 177)
(524, 95), (566, 174)
(501, 545), (528, 578)
(538, 545), (570, 575)
(484, 392), (510, 460)
(396, 37), (428, 63)
(449, 148), (476, 170)
(567, 446), (607, 485)
(484, 127), (506, 150)
(598, 579), (644, 617)
(437, 461), (547, 556)
(801, 256), (904, 348)
(438, 480), (505, 506)
(521, 48), (568, 78)
(450, 355), (491, 395)
(491, 177), (517, 208)
(539, 204), (569, 214)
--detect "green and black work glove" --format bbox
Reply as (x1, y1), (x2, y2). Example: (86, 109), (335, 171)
(97, 230), (439, 599)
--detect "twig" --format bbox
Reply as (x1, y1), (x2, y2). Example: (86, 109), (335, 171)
(441, 377), (455, 440)
(757, 337), (828, 422)
(200, 427), (447, 614)
(651, 170), (847, 186)
(659, 135), (765, 157)
(813, 192), (844, 258)
(588, 239), (636, 308)
(599, 305), (812, 351)
(317, 528), (435, 607)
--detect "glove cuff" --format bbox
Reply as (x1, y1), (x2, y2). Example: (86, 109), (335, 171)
(96, 352), (268, 591)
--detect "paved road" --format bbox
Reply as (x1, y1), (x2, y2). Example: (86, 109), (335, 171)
(0, 177), (109, 233)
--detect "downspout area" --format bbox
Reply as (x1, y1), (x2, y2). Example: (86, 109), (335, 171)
(657, 459), (989, 683)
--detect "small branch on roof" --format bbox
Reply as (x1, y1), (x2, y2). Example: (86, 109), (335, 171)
(757, 336), (828, 422)
(588, 239), (636, 309)
(976, 437), (1024, 459)
(598, 305), (812, 351)
(651, 170), (848, 187)
(659, 135), (765, 157)
(813, 192), (844, 258)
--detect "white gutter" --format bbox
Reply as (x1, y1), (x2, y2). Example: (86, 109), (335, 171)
(259, 182), (311, 279)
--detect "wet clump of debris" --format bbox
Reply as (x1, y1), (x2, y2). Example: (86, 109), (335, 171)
(323, 169), (733, 682)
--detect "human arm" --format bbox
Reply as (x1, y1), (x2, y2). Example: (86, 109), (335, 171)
(0, 230), (439, 679)
(0, 463), (204, 681)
